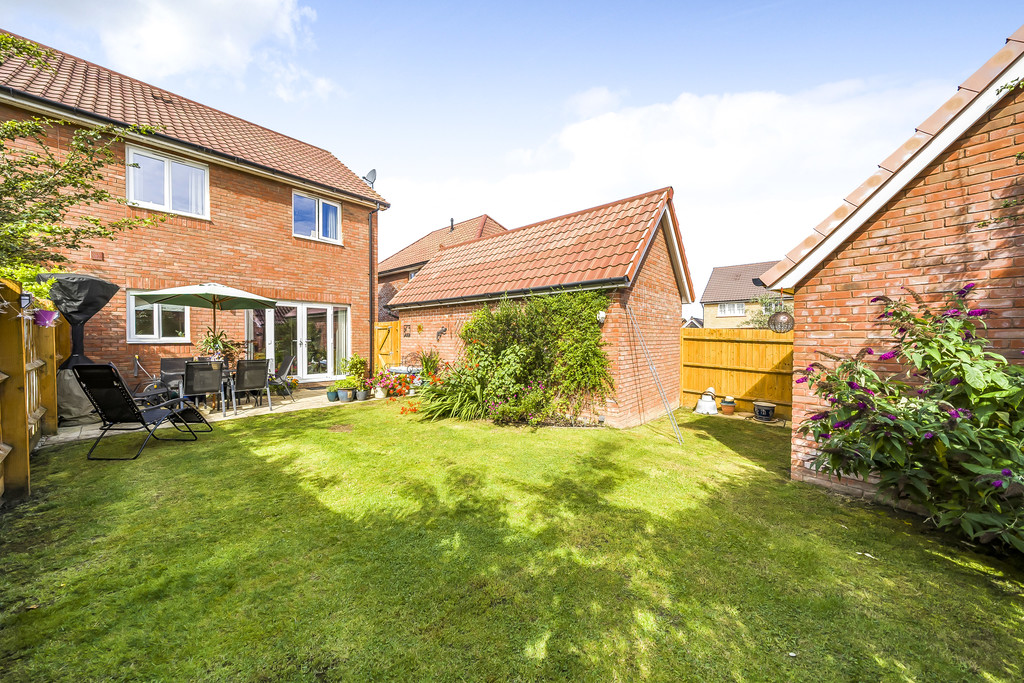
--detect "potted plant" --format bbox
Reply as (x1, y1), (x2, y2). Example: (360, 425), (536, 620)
(356, 379), (370, 401)
(326, 385), (340, 402)
(332, 377), (359, 402)
(197, 329), (242, 364)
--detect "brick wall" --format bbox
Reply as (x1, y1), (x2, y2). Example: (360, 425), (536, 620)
(377, 269), (416, 321)
(394, 223), (682, 428)
(790, 87), (1024, 494)
(3, 104), (378, 378)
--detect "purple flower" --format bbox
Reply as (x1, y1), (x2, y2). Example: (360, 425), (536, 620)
(956, 283), (976, 297)
(923, 432), (934, 439)
(820, 433), (831, 440)
(878, 312), (893, 319)
(856, 401), (867, 409)
(848, 381), (861, 390)
(833, 420), (851, 430)
(870, 296), (885, 303)
(795, 376), (808, 384)
(948, 409), (961, 419)
(993, 480), (1004, 488)
(967, 309), (991, 317)
(945, 309), (962, 317)
(886, 414), (897, 421)
(810, 412), (828, 421)
(917, 389), (928, 395)
(806, 365), (814, 373)
(864, 388), (876, 396)
(1002, 468), (1012, 476)
(879, 350), (898, 361)
(949, 377), (961, 386)
(864, 348), (874, 355)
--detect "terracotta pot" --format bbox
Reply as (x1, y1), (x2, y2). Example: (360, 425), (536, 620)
(721, 403), (735, 415)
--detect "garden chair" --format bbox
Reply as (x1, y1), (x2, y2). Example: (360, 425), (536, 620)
(268, 355), (297, 402)
(184, 360), (228, 416)
(72, 364), (212, 461)
(233, 358), (272, 414)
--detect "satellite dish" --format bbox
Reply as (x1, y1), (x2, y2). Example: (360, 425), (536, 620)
(768, 310), (795, 334)
(362, 168), (377, 188)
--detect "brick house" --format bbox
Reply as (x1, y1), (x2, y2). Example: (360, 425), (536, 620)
(387, 188), (695, 428)
(0, 33), (388, 384)
(699, 261), (792, 329)
(758, 24), (1024, 496)
(377, 215), (506, 321)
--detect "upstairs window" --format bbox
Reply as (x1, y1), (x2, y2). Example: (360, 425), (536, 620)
(127, 292), (189, 343)
(717, 302), (746, 317)
(127, 146), (208, 218)
(293, 192), (342, 244)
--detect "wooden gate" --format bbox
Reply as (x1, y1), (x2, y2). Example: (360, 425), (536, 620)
(374, 321), (400, 371)
(680, 328), (794, 418)
(1, 279), (68, 501)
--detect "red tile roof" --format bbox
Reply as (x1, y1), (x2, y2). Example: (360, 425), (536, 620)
(379, 215), (506, 274)
(761, 23), (1024, 289)
(388, 188), (694, 308)
(0, 31), (387, 206)
(700, 261), (784, 304)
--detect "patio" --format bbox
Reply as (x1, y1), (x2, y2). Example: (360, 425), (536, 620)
(3, 403), (1022, 681)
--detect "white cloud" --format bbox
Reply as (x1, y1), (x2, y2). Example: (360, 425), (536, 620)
(19, 0), (333, 101)
(378, 78), (951, 315)
(564, 86), (626, 118)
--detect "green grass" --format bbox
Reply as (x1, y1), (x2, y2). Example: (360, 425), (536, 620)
(1, 402), (1023, 682)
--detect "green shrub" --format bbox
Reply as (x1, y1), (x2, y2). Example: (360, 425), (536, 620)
(421, 292), (613, 424)
(799, 284), (1024, 553)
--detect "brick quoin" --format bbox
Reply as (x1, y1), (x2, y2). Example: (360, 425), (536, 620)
(1, 103), (380, 377)
(790, 88), (1024, 496)
(396, 227), (682, 428)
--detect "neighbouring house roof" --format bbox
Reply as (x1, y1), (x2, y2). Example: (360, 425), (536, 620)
(684, 316), (704, 328)
(388, 187), (694, 309)
(760, 23), (1024, 290)
(378, 215), (506, 275)
(700, 261), (784, 304)
(0, 31), (388, 207)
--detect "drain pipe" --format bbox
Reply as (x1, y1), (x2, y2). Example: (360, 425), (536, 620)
(368, 201), (381, 370)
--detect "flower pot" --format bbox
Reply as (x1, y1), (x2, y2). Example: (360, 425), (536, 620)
(373, 387), (386, 399)
(721, 401), (735, 415)
(753, 401), (776, 422)
(33, 309), (59, 327)
(339, 388), (355, 402)
(356, 389), (370, 401)
(327, 390), (339, 402)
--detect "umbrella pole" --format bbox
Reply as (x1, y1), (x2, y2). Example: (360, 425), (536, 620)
(212, 305), (216, 336)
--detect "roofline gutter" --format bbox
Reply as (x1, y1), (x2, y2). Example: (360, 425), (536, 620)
(378, 260), (428, 278)
(387, 277), (629, 311)
(0, 86), (390, 210)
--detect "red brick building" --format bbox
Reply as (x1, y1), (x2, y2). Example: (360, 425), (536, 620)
(0, 34), (388, 383)
(388, 188), (695, 428)
(377, 215), (506, 321)
(759, 25), (1024, 496)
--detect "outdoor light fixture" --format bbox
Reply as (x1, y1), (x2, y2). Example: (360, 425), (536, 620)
(19, 292), (33, 309)
(596, 310), (607, 324)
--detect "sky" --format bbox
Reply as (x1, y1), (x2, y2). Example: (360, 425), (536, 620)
(2, 1), (1022, 315)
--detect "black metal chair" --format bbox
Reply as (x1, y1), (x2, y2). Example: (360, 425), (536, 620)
(233, 358), (272, 413)
(73, 364), (212, 461)
(184, 360), (228, 416)
(268, 355), (297, 402)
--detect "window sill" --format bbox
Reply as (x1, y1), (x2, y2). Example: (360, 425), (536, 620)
(293, 234), (345, 246)
(127, 338), (193, 345)
(127, 202), (210, 222)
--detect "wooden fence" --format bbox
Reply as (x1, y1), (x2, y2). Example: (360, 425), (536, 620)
(374, 321), (400, 371)
(0, 279), (69, 501)
(680, 328), (794, 418)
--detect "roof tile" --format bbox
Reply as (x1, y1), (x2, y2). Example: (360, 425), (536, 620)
(389, 188), (683, 307)
(0, 32), (386, 205)
(379, 215), (506, 273)
(699, 261), (783, 304)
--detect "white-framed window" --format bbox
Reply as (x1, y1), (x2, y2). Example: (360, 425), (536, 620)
(762, 298), (786, 315)
(126, 146), (209, 219)
(127, 292), (190, 343)
(293, 192), (342, 244)
(718, 302), (746, 317)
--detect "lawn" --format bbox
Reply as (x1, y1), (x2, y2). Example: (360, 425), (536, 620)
(1, 401), (1022, 682)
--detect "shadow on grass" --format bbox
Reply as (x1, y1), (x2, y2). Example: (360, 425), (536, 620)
(1, 405), (1023, 681)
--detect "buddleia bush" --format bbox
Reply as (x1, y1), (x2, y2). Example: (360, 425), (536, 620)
(798, 284), (1024, 553)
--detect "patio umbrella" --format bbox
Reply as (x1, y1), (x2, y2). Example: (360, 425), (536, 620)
(134, 283), (277, 335)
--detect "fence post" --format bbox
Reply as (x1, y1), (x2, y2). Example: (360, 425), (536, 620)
(0, 280), (31, 500)
(38, 323), (59, 436)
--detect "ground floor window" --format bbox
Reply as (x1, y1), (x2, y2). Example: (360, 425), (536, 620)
(247, 301), (350, 381)
(127, 291), (189, 343)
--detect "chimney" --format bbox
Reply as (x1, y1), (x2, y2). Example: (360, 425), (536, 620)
(450, 218), (454, 232)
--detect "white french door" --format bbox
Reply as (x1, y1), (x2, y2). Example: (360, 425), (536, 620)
(249, 302), (350, 382)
